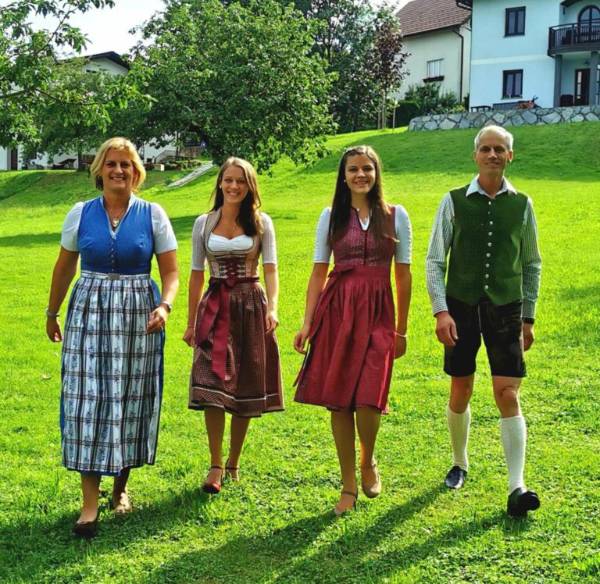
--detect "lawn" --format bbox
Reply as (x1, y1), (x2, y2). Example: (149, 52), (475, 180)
(0, 122), (599, 583)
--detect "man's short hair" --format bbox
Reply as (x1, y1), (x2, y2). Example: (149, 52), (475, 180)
(474, 125), (514, 151)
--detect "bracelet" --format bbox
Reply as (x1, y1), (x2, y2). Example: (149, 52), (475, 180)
(394, 331), (407, 338)
(46, 308), (59, 318)
(159, 301), (173, 313)
(522, 317), (535, 325)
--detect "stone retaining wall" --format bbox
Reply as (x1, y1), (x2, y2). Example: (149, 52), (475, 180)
(408, 105), (600, 131)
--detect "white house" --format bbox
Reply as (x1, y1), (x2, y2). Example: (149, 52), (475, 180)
(458, 0), (600, 110)
(395, 0), (471, 101)
(0, 52), (176, 171)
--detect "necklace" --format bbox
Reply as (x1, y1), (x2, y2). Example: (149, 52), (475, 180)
(108, 207), (127, 229)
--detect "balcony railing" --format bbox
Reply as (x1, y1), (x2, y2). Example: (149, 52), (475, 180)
(549, 20), (600, 55)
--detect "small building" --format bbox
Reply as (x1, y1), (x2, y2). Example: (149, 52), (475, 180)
(1, 52), (177, 171)
(395, 0), (472, 101)
(458, 0), (600, 110)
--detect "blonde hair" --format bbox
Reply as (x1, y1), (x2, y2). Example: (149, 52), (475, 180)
(211, 157), (263, 236)
(90, 137), (146, 192)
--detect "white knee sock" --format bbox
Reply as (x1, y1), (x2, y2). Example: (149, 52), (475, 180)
(447, 405), (470, 471)
(500, 415), (527, 493)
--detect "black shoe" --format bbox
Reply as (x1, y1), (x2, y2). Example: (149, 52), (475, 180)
(72, 516), (98, 539)
(507, 487), (540, 518)
(444, 465), (467, 489)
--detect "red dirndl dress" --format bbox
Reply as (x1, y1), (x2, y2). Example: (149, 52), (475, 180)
(294, 208), (396, 412)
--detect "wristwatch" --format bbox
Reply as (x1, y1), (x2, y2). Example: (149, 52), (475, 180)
(522, 317), (535, 324)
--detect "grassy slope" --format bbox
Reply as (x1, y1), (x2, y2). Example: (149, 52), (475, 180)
(0, 123), (599, 583)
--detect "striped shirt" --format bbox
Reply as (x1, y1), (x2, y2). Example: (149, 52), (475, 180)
(425, 176), (542, 319)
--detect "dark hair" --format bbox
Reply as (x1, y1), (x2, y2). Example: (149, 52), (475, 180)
(328, 145), (394, 243)
(211, 157), (263, 236)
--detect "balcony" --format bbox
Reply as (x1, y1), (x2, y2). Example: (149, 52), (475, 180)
(549, 20), (600, 55)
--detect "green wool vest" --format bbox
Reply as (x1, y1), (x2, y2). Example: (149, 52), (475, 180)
(446, 184), (528, 306)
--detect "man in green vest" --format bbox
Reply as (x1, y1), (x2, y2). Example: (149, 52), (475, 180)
(425, 125), (542, 517)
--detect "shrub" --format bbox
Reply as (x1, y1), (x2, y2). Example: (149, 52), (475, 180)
(404, 83), (461, 116)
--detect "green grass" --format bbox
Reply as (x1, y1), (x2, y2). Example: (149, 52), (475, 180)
(1, 122), (599, 583)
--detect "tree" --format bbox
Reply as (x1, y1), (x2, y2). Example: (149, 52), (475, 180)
(128, 0), (334, 172)
(285, 0), (381, 132)
(0, 0), (122, 154)
(371, 7), (409, 129)
(28, 59), (149, 164)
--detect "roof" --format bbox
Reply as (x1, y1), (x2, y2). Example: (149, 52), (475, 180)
(87, 51), (129, 70)
(397, 0), (471, 37)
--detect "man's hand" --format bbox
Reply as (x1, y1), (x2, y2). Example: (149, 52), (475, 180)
(435, 311), (458, 347)
(522, 322), (534, 351)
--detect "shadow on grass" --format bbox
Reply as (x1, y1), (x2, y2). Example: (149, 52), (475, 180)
(0, 485), (212, 582)
(0, 216), (195, 249)
(141, 485), (454, 583)
(0, 232), (62, 248)
(275, 491), (532, 582)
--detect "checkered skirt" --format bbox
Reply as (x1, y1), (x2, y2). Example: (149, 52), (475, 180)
(189, 282), (283, 417)
(60, 271), (164, 475)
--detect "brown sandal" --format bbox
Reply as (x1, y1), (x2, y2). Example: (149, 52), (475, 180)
(225, 460), (240, 482)
(334, 490), (358, 517)
(202, 465), (224, 494)
(361, 461), (382, 499)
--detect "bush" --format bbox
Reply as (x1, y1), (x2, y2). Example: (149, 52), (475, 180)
(404, 83), (461, 116)
(394, 100), (420, 126)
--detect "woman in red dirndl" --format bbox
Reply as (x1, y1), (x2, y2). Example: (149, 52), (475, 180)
(294, 146), (412, 515)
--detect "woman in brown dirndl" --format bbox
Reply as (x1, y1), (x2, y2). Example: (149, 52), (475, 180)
(183, 157), (283, 494)
(294, 146), (412, 515)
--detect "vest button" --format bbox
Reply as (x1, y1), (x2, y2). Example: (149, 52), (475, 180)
(484, 285), (489, 290)
(486, 253), (491, 257)
(488, 242), (492, 247)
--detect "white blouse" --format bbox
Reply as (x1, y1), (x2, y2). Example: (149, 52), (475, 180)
(60, 195), (178, 254)
(313, 205), (412, 264)
(191, 212), (277, 271)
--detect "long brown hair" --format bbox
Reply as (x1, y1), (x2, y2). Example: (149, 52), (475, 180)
(328, 145), (394, 243)
(211, 157), (263, 236)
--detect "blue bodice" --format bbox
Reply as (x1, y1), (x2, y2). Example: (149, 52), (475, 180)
(78, 196), (154, 275)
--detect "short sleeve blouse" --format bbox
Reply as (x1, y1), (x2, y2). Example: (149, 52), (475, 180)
(191, 211), (277, 271)
(60, 196), (178, 254)
(313, 205), (412, 264)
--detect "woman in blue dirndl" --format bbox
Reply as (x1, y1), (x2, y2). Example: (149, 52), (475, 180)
(46, 137), (179, 538)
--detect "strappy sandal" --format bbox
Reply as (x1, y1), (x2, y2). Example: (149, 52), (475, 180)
(334, 490), (358, 517)
(111, 490), (133, 514)
(202, 465), (224, 494)
(224, 460), (240, 482)
(361, 461), (382, 499)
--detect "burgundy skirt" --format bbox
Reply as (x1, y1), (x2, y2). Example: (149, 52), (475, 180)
(294, 265), (395, 412)
(189, 280), (283, 417)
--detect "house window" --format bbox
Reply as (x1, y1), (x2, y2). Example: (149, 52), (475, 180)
(505, 7), (526, 36)
(578, 6), (600, 24)
(425, 59), (443, 81)
(503, 70), (523, 98)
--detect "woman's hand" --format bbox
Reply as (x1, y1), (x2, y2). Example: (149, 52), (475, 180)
(394, 334), (407, 359)
(265, 309), (279, 334)
(46, 317), (63, 342)
(293, 323), (311, 354)
(147, 305), (169, 334)
(182, 325), (195, 347)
